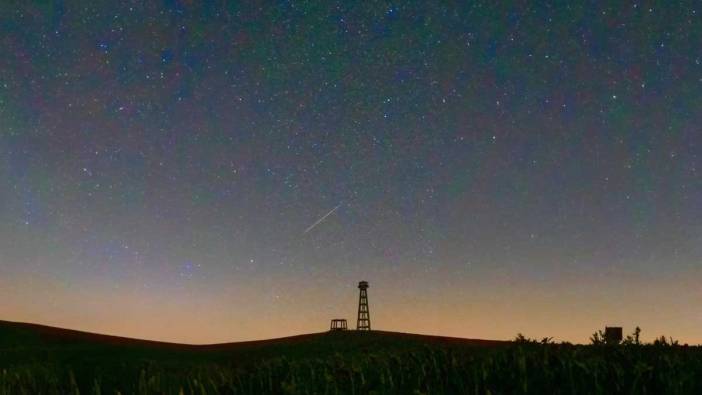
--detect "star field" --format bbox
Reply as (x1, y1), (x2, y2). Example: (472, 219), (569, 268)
(1, 2), (701, 344)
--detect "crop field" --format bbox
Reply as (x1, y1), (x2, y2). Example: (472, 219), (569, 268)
(1, 321), (701, 394)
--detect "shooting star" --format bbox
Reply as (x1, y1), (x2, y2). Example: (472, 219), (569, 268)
(303, 203), (342, 234)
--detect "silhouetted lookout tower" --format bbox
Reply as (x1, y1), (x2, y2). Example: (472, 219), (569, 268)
(356, 281), (371, 331)
(330, 319), (348, 331)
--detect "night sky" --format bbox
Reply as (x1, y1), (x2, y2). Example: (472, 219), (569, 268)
(1, 2), (701, 344)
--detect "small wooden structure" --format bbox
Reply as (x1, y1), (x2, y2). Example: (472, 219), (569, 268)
(605, 327), (623, 344)
(330, 319), (348, 331)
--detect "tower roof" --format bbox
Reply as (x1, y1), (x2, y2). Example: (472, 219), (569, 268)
(358, 281), (369, 289)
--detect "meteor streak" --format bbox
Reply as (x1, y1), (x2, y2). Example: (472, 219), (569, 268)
(303, 204), (342, 234)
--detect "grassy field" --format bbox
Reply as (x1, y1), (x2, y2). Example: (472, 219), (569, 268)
(1, 320), (701, 394)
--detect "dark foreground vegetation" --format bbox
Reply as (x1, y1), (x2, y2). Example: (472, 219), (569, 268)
(1, 321), (700, 394)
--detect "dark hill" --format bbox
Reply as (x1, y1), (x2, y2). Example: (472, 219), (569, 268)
(2, 320), (701, 394)
(0, 319), (507, 364)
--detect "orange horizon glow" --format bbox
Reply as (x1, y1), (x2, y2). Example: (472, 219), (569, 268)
(3, 266), (700, 345)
